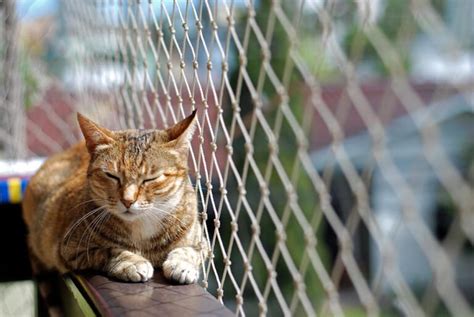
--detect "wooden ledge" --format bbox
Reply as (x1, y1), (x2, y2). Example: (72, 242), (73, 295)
(60, 272), (233, 317)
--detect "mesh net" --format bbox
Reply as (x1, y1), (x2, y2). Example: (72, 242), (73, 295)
(0, 0), (26, 159)
(1, 0), (474, 316)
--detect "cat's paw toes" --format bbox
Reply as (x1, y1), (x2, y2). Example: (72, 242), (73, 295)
(133, 260), (154, 282)
(110, 261), (153, 282)
(162, 259), (199, 284)
(109, 259), (154, 282)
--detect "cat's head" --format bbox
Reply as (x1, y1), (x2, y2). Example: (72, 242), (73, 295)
(77, 111), (197, 221)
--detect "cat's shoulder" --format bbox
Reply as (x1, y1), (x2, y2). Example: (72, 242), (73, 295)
(28, 142), (89, 192)
(40, 142), (88, 171)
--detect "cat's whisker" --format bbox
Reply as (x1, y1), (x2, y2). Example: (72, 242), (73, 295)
(65, 205), (104, 234)
(75, 209), (108, 265)
(63, 205), (107, 245)
(68, 207), (106, 257)
(148, 207), (188, 227)
(142, 211), (166, 230)
(85, 211), (107, 263)
(69, 198), (110, 211)
(85, 211), (110, 265)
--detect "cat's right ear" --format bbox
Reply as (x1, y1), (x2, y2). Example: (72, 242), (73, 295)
(77, 113), (115, 153)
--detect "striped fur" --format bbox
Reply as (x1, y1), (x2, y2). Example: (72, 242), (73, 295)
(22, 111), (205, 284)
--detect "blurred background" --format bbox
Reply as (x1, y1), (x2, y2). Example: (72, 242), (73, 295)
(0, 0), (473, 316)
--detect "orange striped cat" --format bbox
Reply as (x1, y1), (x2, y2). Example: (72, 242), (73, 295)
(23, 111), (204, 284)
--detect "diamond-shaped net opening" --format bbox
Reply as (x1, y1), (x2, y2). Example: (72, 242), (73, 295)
(1, 0), (474, 316)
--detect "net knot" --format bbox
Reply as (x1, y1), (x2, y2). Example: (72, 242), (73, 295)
(181, 22), (188, 32)
(238, 185), (247, 196)
(230, 221), (238, 232)
(235, 294), (243, 305)
(223, 257), (232, 267)
(225, 144), (233, 155)
(219, 187), (228, 196)
(276, 228), (286, 242)
(243, 261), (252, 272)
(244, 142), (254, 154)
(195, 20), (203, 31)
(251, 223), (260, 235)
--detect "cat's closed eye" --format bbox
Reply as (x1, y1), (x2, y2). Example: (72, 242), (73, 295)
(105, 172), (121, 183)
(143, 174), (167, 184)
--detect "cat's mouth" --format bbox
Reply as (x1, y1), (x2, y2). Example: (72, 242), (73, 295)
(119, 206), (146, 220)
(115, 202), (149, 220)
(119, 209), (140, 220)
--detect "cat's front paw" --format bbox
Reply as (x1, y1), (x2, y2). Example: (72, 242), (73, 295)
(162, 259), (199, 284)
(107, 250), (154, 282)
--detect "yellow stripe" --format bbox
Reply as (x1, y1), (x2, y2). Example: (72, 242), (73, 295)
(8, 178), (22, 203)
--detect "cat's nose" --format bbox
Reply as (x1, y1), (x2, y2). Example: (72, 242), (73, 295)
(120, 198), (134, 208)
(121, 184), (138, 209)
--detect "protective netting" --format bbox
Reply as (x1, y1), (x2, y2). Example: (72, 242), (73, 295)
(0, 0), (26, 159)
(1, 1), (474, 316)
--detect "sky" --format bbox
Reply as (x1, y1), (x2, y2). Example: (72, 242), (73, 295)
(17, 0), (58, 20)
(15, 0), (472, 84)
(16, 0), (250, 21)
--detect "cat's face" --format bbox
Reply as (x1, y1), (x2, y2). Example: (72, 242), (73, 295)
(77, 112), (196, 221)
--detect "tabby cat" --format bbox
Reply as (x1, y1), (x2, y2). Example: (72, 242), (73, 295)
(22, 111), (204, 284)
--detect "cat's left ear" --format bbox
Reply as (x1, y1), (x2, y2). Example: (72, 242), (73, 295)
(165, 110), (197, 153)
(77, 113), (115, 154)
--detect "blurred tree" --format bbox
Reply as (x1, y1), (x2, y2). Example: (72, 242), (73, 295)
(224, 1), (328, 314)
(223, 0), (452, 314)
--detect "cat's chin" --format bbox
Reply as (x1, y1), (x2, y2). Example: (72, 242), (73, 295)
(116, 210), (143, 221)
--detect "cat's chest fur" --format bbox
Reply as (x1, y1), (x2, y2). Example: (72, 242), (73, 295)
(128, 199), (183, 242)
(130, 217), (162, 241)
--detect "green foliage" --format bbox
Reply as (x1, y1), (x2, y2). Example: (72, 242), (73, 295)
(19, 52), (40, 109)
(222, 0), (452, 311)
(342, 0), (417, 75)
(298, 38), (339, 81)
(223, 0), (330, 312)
(0, 43), (39, 109)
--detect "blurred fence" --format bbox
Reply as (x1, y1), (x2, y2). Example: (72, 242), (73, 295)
(0, 0), (26, 159)
(1, 0), (474, 316)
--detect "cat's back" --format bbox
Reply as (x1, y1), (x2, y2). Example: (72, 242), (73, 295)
(23, 142), (89, 228)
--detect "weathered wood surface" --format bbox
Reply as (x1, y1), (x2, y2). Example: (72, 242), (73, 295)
(73, 272), (234, 317)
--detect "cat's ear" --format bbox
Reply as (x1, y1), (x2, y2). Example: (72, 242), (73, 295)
(77, 113), (115, 153)
(165, 110), (197, 153)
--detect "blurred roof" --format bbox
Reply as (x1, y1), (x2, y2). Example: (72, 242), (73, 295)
(25, 81), (460, 160)
(307, 81), (459, 150)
